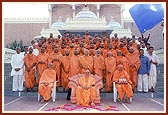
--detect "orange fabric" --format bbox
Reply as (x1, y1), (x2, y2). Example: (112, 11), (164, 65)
(107, 49), (117, 58)
(60, 56), (70, 89)
(125, 52), (140, 90)
(93, 55), (105, 77)
(105, 57), (116, 92)
(55, 42), (60, 48)
(69, 48), (75, 56)
(111, 40), (116, 49)
(113, 70), (133, 100)
(59, 48), (66, 56)
(116, 56), (130, 73)
(81, 55), (94, 74)
(96, 41), (100, 48)
(132, 42), (137, 49)
(74, 43), (79, 49)
(24, 54), (37, 88)
(103, 40), (108, 49)
(89, 49), (96, 57)
(78, 47), (86, 56)
(69, 55), (80, 77)
(36, 53), (49, 84)
(48, 52), (62, 87)
(38, 68), (56, 101)
(134, 48), (140, 57)
(77, 37), (81, 44)
(76, 75), (96, 106)
(46, 43), (53, 55)
(66, 40), (70, 47)
(117, 46), (128, 56)
(100, 48), (108, 58)
(113, 41), (120, 49)
(84, 35), (90, 45)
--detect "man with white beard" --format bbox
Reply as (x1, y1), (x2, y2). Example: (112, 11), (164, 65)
(11, 47), (25, 92)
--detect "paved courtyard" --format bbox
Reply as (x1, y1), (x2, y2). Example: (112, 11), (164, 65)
(3, 92), (165, 113)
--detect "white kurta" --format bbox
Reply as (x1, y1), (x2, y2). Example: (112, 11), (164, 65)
(146, 53), (159, 89)
(141, 47), (148, 56)
(11, 53), (24, 91)
(33, 48), (39, 56)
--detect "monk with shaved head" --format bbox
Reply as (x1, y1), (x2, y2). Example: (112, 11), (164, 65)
(93, 49), (105, 78)
(125, 47), (140, 91)
(38, 63), (56, 102)
(113, 64), (133, 103)
(105, 52), (116, 92)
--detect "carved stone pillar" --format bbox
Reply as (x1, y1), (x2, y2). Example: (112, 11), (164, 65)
(96, 4), (100, 18)
(72, 4), (75, 18)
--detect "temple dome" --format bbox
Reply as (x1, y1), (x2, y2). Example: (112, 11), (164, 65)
(75, 5), (97, 19)
(51, 16), (65, 28)
(107, 16), (122, 29)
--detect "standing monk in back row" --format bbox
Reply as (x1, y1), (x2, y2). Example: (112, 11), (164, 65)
(24, 46), (37, 92)
(60, 50), (70, 92)
(116, 50), (129, 73)
(81, 49), (94, 74)
(69, 50), (81, 77)
(126, 47), (140, 91)
(48, 47), (62, 89)
(105, 52), (116, 92)
(93, 50), (105, 78)
(36, 47), (49, 84)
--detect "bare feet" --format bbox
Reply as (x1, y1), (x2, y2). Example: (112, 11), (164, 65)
(91, 102), (95, 106)
(40, 99), (45, 103)
(118, 98), (123, 103)
(76, 103), (80, 106)
(126, 98), (131, 104)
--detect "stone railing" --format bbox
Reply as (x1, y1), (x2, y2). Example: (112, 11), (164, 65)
(39, 28), (62, 38)
(155, 49), (164, 64)
(123, 16), (134, 22)
(4, 48), (15, 63)
(4, 17), (49, 23)
(110, 28), (132, 38)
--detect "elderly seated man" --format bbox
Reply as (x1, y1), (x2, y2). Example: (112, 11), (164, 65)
(76, 69), (96, 106)
(113, 64), (133, 104)
(38, 63), (56, 102)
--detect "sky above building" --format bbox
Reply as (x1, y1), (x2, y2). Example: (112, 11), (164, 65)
(3, 3), (135, 18)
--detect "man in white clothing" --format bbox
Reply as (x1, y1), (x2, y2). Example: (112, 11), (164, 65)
(11, 47), (25, 92)
(146, 47), (159, 92)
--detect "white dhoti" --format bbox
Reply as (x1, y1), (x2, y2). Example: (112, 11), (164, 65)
(148, 64), (157, 89)
(146, 53), (159, 90)
(12, 75), (24, 91)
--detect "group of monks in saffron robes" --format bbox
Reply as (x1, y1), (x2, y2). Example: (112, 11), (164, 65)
(23, 32), (141, 104)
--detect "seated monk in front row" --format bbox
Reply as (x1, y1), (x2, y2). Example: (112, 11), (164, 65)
(76, 69), (96, 106)
(38, 63), (56, 102)
(113, 64), (133, 104)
